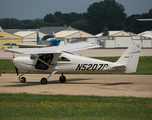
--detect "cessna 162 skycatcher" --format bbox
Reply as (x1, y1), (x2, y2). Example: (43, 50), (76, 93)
(5, 42), (142, 84)
(4, 30), (60, 48)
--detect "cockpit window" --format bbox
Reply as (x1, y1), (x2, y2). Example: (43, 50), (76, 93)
(41, 35), (54, 41)
(35, 54), (54, 70)
(58, 57), (70, 61)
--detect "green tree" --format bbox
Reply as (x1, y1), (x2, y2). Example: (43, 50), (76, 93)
(44, 13), (55, 23)
(123, 8), (152, 33)
(54, 11), (63, 21)
(102, 26), (109, 36)
(149, 9), (152, 16)
(21, 19), (49, 29)
(0, 18), (24, 29)
(70, 19), (89, 32)
(86, 0), (126, 34)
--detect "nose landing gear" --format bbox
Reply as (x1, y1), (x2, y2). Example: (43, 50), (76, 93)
(19, 73), (27, 83)
(41, 78), (47, 84)
(20, 77), (26, 83)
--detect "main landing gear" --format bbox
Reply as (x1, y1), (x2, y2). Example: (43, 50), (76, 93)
(18, 73), (66, 84)
(40, 73), (66, 84)
(59, 74), (66, 83)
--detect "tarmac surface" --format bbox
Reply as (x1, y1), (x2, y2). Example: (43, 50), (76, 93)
(0, 74), (152, 98)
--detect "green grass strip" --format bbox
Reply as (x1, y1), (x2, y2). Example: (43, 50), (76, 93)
(0, 93), (152, 120)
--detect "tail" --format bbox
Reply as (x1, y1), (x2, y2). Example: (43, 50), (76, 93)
(116, 42), (142, 73)
(37, 29), (40, 44)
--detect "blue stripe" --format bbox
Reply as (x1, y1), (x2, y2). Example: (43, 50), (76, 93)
(4, 43), (17, 45)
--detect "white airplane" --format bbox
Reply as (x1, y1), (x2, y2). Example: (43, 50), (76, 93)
(138, 33), (152, 38)
(137, 19), (152, 21)
(4, 30), (61, 48)
(5, 42), (142, 84)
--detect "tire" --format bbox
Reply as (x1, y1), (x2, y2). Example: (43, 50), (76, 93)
(41, 78), (47, 84)
(20, 77), (26, 83)
(59, 76), (66, 83)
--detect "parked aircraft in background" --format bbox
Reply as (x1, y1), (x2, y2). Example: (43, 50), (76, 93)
(5, 42), (142, 84)
(138, 33), (152, 38)
(4, 30), (61, 48)
(137, 19), (152, 21)
(137, 18), (152, 38)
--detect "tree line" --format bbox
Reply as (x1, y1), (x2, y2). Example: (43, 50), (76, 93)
(0, 0), (152, 35)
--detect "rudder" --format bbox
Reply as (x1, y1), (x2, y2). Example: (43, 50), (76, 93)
(116, 42), (142, 73)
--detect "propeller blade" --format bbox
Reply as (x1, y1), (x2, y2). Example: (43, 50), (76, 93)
(15, 66), (19, 76)
(12, 53), (19, 76)
(13, 53), (15, 59)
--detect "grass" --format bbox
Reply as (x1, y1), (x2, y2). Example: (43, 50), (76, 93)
(0, 93), (152, 120)
(0, 56), (152, 74)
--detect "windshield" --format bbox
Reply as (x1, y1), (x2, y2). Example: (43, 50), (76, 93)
(41, 35), (54, 41)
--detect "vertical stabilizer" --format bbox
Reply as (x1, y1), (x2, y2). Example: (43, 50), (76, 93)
(37, 29), (40, 44)
(116, 42), (142, 73)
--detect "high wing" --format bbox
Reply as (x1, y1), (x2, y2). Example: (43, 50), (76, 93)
(5, 42), (101, 54)
(4, 43), (47, 48)
(138, 33), (152, 38)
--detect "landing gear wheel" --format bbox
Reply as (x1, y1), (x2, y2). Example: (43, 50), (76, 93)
(20, 77), (26, 83)
(41, 78), (47, 84)
(59, 75), (66, 83)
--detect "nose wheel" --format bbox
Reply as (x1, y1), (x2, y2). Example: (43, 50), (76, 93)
(59, 74), (66, 83)
(20, 77), (26, 83)
(18, 73), (27, 83)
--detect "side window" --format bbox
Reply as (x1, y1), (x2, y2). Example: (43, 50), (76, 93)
(58, 57), (70, 61)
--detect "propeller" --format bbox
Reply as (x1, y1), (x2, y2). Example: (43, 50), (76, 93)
(12, 53), (19, 76)
(15, 66), (19, 76)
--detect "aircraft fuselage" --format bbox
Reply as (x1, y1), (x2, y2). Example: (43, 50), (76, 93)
(12, 52), (117, 74)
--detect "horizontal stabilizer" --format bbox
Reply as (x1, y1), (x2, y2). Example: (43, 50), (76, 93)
(103, 64), (126, 74)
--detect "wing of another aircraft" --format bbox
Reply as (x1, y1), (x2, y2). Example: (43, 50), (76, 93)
(5, 42), (101, 54)
(138, 33), (152, 38)
(4, 43), (47, 48)
(4, 30), (60, 48)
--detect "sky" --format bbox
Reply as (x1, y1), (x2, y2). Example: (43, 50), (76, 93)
(0, 0), (152, 20)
